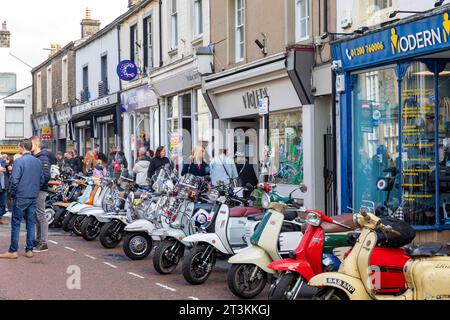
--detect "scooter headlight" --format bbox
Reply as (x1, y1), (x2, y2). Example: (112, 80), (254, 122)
(306, 212), (321, 227)
(208, 189), (219, 202)
(261, 193), (271, 209)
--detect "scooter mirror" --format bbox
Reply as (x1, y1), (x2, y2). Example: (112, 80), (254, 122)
(299, 183), (307, 193)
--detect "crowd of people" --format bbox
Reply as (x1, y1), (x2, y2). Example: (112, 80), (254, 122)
(0, 138), (258, 259)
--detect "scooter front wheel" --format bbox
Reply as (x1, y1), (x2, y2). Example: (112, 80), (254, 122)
(123, 232), (153, 260)
(153, 239), (185, 275)
(100, 221), (125, 249)
(62, 212), (74, 232)
(270, 272), (302, 300)
(80, 216), (102, 241)
(227, 264), (267, 299)
(72, 215), (85, 236)
(182, 244), (217, 285)
(45, 207), (56, 226)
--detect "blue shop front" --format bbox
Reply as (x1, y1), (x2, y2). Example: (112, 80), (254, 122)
(333, 5), (450, 236)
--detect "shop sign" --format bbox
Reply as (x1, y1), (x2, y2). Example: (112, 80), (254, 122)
(42, 127), (52, 140)
(54, 108), (71, 125)
(243, 88), (268, 110)
(121, 85), (156, 113)
(72, 94), (118, 115)
(333, 10), (450, 71)
(4, 99), (25, 104)
(117, 60), (138, 81)
(35, 115), (50, 129)
(0, 145), (19, 154)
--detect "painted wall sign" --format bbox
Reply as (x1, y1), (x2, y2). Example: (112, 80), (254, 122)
(333, 10), (450, 71)
(72, 93), (118, 115)
(117, 60), (138, 81)
(243, 88), (268, 110)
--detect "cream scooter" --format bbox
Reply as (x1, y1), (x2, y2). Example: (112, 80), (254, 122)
(309, 209), (450, 300)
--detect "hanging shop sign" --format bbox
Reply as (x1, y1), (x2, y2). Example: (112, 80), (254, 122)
(333, 10), (450, 71)
(42, 127), (52, 140)
(117, 60), (138, 81)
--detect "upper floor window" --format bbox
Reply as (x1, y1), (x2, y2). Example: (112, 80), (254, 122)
(130, 24), (138, 64)
(0, 73), (16, 96)
(144, 15), (154, 73)
(62, 56), (69, 104)
(36, 72), (42, 112)
(194, 0), (203, 37)
(81, 65), (89, 103)
(5, 107), (24, 138)
(235, 0), (245, 62)
(296, 0), (310, 42)
(46, 66), (52, 109)
(171, 0), (178, 49)
(374, 0), (392, 10)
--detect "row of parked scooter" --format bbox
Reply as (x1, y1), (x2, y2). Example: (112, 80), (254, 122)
(44, 166), (450, 300)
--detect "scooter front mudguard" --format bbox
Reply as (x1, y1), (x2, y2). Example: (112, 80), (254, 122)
(151, 228), (188, 245)
(228, 246), (276, 275)
(267, 259), (315, 281)
(183, 233), (229, 254)
(308, 272), (371, 300)
(125, 219), (155, 234)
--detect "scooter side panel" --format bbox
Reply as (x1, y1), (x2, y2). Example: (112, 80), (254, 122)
(67, 204), (92, 214)
(267, 259), (315, 281)
(78, 207), (105, 217)
(183, 233), (229, 254)
(228, 247), (276, 274)
(308, 272), (372, 300)
(125, 219), (155, 234)
(408, 257), (450, 300)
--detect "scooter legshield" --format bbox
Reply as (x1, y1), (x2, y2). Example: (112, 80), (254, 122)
(228, 246), (276, 274)
(124, 219), (155, 234)
(183, 233), (229, 254)
(267, 259), (315, 281)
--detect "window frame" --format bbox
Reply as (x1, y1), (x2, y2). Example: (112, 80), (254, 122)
(36, 72), (42, 112)
(143, 14), (154, 73)
(170, 0), (178, 50)
(46, 66), (52, 109)
(295, 0), (310, 42)
(5, 107), (24, 138)
(130, 24), (139, 64)
(193, 0), (203, 38)
(235, 0), (245, 63)
(61, 56), (69, 104)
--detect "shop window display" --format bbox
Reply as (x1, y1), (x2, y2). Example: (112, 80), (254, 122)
(269, 110), (303, 185)
(353, 68), (400, 213)
(167, 96), (179, 166)
(401, 62), (436, 226)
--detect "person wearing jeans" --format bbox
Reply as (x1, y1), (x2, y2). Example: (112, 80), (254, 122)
(31, 136), (51, 252)
(0, 157), (8, 225)
(0, 139), (42, 259)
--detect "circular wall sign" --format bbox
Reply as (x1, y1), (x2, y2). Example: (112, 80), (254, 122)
(117, 60), (138, 81)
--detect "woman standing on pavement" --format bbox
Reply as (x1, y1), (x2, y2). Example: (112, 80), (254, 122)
(147, 146), (171, 182)
(181, 145), (210, 177)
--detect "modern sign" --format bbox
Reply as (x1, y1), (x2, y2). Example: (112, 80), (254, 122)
(72, 93), (118, 115)
(333, 10), (450, 71)
(117, 60), (138, 81)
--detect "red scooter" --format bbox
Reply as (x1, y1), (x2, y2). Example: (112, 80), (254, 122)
(268, 209), (409, 300)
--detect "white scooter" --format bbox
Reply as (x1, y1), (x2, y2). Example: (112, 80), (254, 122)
(181, 186), (302, 285)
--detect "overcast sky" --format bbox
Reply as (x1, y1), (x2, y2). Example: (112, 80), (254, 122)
(2, 0), (127, 67)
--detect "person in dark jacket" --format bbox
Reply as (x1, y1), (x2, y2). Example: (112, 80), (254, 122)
(41, 142), (57, 166)
(0, 155), (10, 225)
(73, 150), (83, 174)
(0, 139), (42, 259)
(147, 146), (171, 182)
(235, 153), (259, 198)
(31, 136), (51, 252)
(181, 145), (210, 177)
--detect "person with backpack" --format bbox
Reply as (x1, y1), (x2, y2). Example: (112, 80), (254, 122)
(31, 136), (51, 253)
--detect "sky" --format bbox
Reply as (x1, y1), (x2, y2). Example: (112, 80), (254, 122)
(1, 0), (127, 67)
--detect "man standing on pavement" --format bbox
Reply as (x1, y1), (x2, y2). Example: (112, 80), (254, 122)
(0, 139), (42, 259)
(31, 136), (51, 252)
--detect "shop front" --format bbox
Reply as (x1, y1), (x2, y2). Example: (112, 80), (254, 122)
(50, 107), (71, 153)
(333, 5), (450, 240)
(121, 84), (158, 169)
(69, 93), (120, 155)
(32, 114), (52, 148)
(149, 59), (212, 169)
(203, 53), (322, 209)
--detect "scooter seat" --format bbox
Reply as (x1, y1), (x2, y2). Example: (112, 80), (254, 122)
(283, 209), (299, 221)
(48, 180), (61, 186)
(321, 213), (356, 234)
(405, 242), (449, 257)
(53, 202), (69, 208)
(230, 207), (263, 218)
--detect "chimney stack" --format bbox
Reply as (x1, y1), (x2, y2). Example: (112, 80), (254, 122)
(81, 8), (101, 39)
(128, 0), (144, 8)
(0, 21), (11, 48)
(48, 43), (62, 57)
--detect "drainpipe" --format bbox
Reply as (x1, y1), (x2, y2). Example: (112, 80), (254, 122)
(159, 0), (163, 67)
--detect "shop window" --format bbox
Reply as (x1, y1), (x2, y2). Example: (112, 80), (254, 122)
(401, 62), (436, 226)
(195, 90), (211, 147)
(136, 112), (150, 153)
(353, 67), (400, 213)
(438, 63), (450, 224)
(167, 96), (179, 165)
(269, 110), (303, 185)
